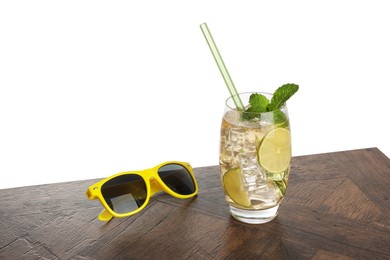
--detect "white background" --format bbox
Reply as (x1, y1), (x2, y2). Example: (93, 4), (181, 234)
(1, 0), (389, 189)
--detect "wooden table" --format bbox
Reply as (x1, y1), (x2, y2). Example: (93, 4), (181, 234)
(1, 148), (389, 259)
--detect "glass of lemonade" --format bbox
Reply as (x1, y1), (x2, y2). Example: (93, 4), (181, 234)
(219, 92), (291, 224)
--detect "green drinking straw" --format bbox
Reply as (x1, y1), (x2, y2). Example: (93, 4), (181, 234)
(200, 23), (245, 111)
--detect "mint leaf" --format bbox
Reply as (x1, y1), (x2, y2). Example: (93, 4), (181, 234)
(249, 93), (269, 112)
(267, 83), (299, 111)
(242, 93), (270, 120)
(273, 109), (288, 125)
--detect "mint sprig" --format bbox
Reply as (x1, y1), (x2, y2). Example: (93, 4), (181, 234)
(242, 83), (299, 120)
(267, 83), (299, 111)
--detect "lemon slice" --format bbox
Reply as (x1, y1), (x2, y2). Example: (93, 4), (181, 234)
(258, 127), (291, 173)
(222, 168), (251, 207)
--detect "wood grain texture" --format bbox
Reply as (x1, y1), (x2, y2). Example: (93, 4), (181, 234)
(0, 147), (389, 259)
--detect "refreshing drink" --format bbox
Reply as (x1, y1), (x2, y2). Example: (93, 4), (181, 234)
(200, 22), (298, 224)
(219, 92), (292, 224)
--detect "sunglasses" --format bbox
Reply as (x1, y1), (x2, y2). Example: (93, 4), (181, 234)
(86, 161), (198, 221)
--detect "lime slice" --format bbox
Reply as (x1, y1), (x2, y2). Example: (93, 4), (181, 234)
(222, 168), (251, 208)
(258, 127), (291, 173)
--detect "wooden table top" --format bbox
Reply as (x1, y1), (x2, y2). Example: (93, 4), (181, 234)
(1, 147), (389, 259)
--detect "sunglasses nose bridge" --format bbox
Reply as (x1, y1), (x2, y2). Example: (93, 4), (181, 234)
(140, 168), (164, 196)
(140, 168), (153, 179)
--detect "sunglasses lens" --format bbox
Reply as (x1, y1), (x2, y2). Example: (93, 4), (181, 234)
(158, 164), (196, 195)
(101, 174), (147, 214)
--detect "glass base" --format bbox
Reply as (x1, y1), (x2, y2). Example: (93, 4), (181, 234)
(229, 205), (279, 224)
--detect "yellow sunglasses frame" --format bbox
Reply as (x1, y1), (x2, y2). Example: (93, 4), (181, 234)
(86, 161), (198, 221)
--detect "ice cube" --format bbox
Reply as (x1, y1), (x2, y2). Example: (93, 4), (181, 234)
(228, 128), (245, 146)
(239, 152), (267, 191)
(248, 182), (281, 207)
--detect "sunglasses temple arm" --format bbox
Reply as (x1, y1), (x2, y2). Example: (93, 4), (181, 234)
(150, 178), (163, 196)
(98, 209), (113, 221)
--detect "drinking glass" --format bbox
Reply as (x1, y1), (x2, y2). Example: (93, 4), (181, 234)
(219, 92), (291, 224)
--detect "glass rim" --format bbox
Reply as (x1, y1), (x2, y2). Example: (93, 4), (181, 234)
(225, 91), (286, 114)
